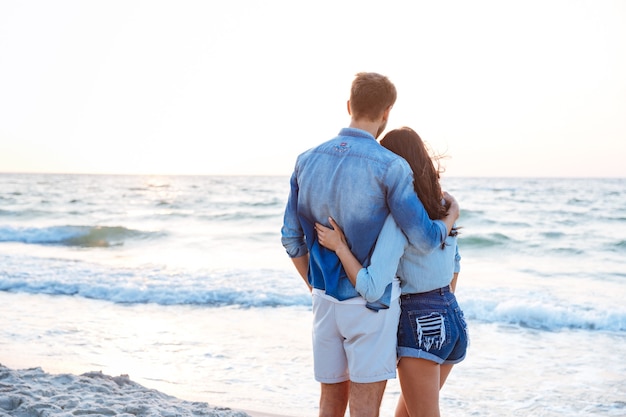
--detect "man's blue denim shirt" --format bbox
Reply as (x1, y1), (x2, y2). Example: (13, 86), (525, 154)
(281, 128), (447, 308)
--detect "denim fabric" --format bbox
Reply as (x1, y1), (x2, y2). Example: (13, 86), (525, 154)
(398, 223), (460, 294)
(357, 215), (461, 297)
(281, 128), (448, 304)
(397, 287), (469, 365)
(355, 215), (405, 305)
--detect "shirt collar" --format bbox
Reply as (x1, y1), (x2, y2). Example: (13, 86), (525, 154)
(338, 127), (376, 141)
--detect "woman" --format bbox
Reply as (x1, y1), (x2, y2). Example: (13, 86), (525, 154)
(315, 127), (468, 417)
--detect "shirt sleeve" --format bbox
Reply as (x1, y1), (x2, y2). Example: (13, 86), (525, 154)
(454, 242), (461, 274)
(281, 170), (308, 258)
(385, 159), (447, 253)
(355, 215), (407, 302)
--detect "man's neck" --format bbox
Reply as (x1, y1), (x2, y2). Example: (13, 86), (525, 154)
(348, 119), (381, 139)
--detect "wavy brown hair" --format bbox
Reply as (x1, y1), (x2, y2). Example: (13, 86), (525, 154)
(380, 127), (448, 220)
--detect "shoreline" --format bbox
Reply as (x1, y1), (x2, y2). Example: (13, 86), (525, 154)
(0, 364), (296, 417)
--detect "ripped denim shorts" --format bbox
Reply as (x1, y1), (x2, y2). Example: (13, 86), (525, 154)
(397, 286), (469, 365)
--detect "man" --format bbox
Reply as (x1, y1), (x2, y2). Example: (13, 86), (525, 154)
(281, 72), (459, 417)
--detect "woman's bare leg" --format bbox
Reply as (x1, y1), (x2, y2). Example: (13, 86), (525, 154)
(396, 358), (441, 417)
(439, 364), (454, 388)
(394, 393), (409, 417)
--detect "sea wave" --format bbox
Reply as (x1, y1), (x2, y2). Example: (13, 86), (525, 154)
(0, 208), (51, 218)
(1, 254), (624, 332)
(0, 225), (160, 247)
(3, 275), (622, 332)
(0, 251), (309, 308)
(458, 233), (512, 248)
(462, 297), (626, 332)
(0, 280), (309, 308)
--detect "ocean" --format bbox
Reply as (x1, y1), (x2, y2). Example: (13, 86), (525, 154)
(0, 173), (625, 416)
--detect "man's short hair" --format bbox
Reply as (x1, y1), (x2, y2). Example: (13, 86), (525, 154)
(349, 72), (397, 121)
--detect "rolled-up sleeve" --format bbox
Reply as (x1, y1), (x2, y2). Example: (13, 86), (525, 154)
(281, 171), (308, 258)
(355, 215), (407, 302)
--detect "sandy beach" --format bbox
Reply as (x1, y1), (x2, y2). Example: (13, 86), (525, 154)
(0, 364), (281, 417)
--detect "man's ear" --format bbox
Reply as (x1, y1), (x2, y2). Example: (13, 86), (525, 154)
(382, 105), (392, 121)
(347, 100), (352, 116)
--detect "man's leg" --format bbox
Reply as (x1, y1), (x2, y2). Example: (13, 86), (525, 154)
(349, 380), (387, 417)
(320, 381), (350, 417)
(339, 298), (399, 417)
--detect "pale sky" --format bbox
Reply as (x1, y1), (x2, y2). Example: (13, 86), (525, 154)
(1, 0), (625, 177)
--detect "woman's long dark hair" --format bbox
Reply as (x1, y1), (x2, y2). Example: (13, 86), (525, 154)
(380, 127), (448, 220)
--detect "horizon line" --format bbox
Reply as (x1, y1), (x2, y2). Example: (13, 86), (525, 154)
(1, 171), (624, 180)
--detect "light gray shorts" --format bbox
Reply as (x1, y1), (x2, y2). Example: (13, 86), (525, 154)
(311, 293), (400, 384)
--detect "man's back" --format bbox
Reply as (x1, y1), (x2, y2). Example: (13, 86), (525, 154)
(282, 127), (422, 301)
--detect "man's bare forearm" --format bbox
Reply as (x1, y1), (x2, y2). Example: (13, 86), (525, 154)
(291, 254), (311, 292)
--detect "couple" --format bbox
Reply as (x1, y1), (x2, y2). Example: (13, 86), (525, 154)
(281, 72), (468, 417)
